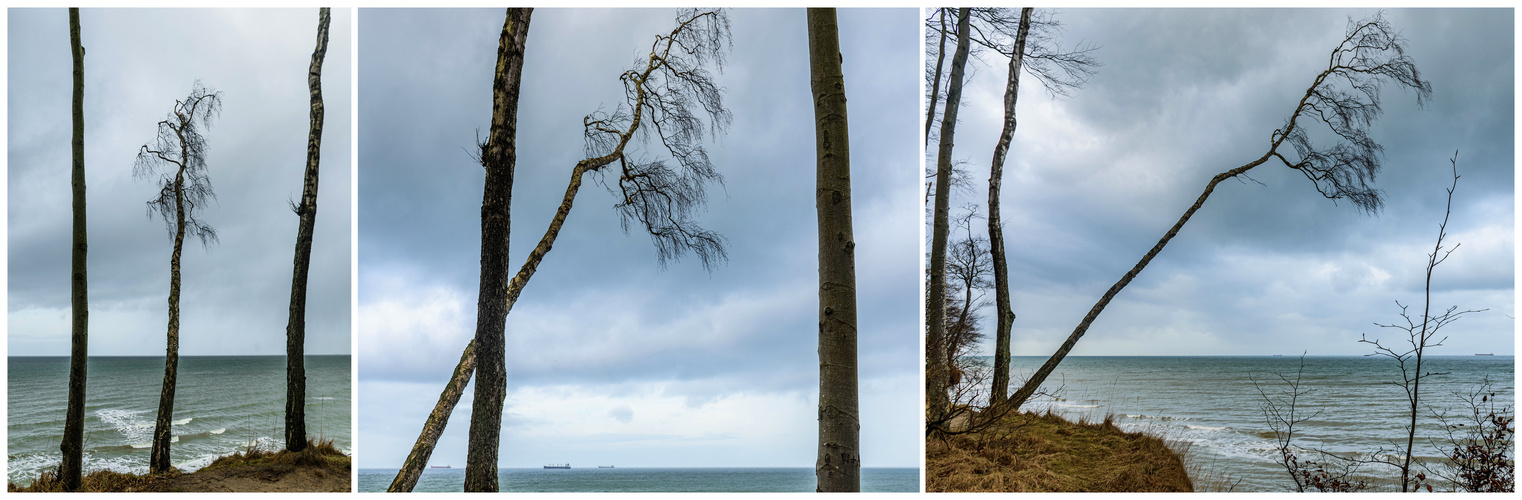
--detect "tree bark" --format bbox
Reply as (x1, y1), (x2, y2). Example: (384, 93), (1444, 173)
(150, 166), (187, 474)
(464, 8), (532, 492)
(927, 7), (971, 428)
(389, 341), (476, 492)
(285, 6), (330, 454)
(923, 8), (948, 147)
(1006, 155), (1271, 409)
(808, 8), (860, 492)
(987, 8), (1031, 407)
(60, 7), (88, 491)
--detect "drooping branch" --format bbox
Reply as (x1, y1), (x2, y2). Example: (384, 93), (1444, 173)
(1007, 12), (1432, 411)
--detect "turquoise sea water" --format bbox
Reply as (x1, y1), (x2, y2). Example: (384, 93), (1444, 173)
(7, 355), (351, 486)
(990, 355), (1513, 491)
(358, 467), (919, 492)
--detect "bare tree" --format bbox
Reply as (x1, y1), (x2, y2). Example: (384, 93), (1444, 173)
(808, 8), (859, 493)
(284, 6), (330, 454)
(926, 7), (971, 435)
(1008, 13), (1433, 410)
(134, 82), (223, 474)
(59, 7), (88, 491)
(1361, 151), (1483, 492)
(389, 341), (476, 492)
(1426, 377), (1514, 492)
(973, 8), (1099, 406)
(391, 9), (734, 492)
(923, 8), (947, 147)
(463, 7), (532, 492)
(1253, 354), (1369, 492)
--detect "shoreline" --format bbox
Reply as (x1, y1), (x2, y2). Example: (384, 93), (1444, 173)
(8, 439), (350, 493)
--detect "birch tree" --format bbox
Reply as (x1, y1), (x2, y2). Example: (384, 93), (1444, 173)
(463, 6), (533, 492)
(284, 6), (330, 454)
(134, 83), (223, 474)
(1008, 13), (1433, 410)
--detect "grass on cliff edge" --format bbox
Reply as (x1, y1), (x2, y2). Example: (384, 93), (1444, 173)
(8, 438), (349, 492)
(927, 410), (1194, 492)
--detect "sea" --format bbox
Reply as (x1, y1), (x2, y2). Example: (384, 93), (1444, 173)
(7, 355), (351, 486)
(987, 355), (1514, 492)
(357, 467), (920, 492)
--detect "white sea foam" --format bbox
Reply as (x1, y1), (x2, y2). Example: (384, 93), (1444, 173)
(172, 417), (192, 425)
(210, 428), (226, 434)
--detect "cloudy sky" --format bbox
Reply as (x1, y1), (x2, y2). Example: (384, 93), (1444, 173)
(934, 8), (1513, 359)
(8, 8), (353, 356)
(357, 9), (919, 469)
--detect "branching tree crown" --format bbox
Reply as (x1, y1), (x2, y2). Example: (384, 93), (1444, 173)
(1272, 13), (1432, 214)
(133, 82), (223, 247)
(584, 8), (733, 270)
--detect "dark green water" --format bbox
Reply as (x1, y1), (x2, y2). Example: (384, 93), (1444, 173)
(7, 356), (351, 486)
(358, 467), (919, 492)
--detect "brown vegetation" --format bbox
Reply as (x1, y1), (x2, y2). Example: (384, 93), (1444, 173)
(8, 438), (349, 493)
(927, 411), (1192, 492)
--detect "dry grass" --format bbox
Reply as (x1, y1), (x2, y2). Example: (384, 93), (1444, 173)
(927, 410), (1194, 492)
(7, 438), (349, 493)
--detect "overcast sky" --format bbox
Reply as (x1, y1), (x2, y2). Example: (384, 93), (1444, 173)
(8, 8), (353, 356)
(934, 8), (1513, 359)
(356, 8), (919, 469)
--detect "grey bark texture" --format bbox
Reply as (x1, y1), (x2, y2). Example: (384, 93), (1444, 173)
(926, 7), (971, 430)
(61, 7), (88, 491)
(986, 7), (1031, 407)
(464, 8), (532, 492)
(1007, 14), (1431, 410)
(807, 8), (860, 492)
(389, 341), (477, 492)
(285, 6), (330, 454)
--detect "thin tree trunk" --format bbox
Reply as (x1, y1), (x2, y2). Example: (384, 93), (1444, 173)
(808, 8), (860, 492)
(464, 8), (532, 492)
(1006, 154), (1272, 409)
(927, 7), (971, 428)
(987, 7), (1031, 407)
(60, 7), (88, 491)
(923, 8), (948, 147)
(389, 341), (476, 492)
(151, 168), (187, 474)
(285, 6), (330, 454)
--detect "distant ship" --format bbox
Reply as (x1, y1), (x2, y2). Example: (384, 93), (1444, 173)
(598, 465), (615, 468)
(544, 463), (570, 469)
(1476, 353), (1495, 356)
(430, 465), (451, 469)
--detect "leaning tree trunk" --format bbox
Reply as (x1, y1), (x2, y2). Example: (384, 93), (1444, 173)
(60, 7), (88, 491)
(464, 8), (532, 492)
(926, 7), (971, 430)
(1006, 155), (1273, 409)
(285, 6), (330, 453)
(150, 170), (187, 474)
(808, 8), (860, 492)
(923, 8), (948, 147)
(389, 341), (476, 492)
(987, 7), (1031, 407)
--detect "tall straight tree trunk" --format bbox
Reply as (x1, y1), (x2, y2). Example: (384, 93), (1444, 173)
(389, 341), (476, 492)
(987, 7), (1031, 407)
(151, 169), (187, 474)
(60, 7), (88, 491)
(923, 8), (948, 147)
(464, 8), (532, 492)
(926, 7), (971, 428)
(285, 6), (330, 454)
(808, 8), (860, 492)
